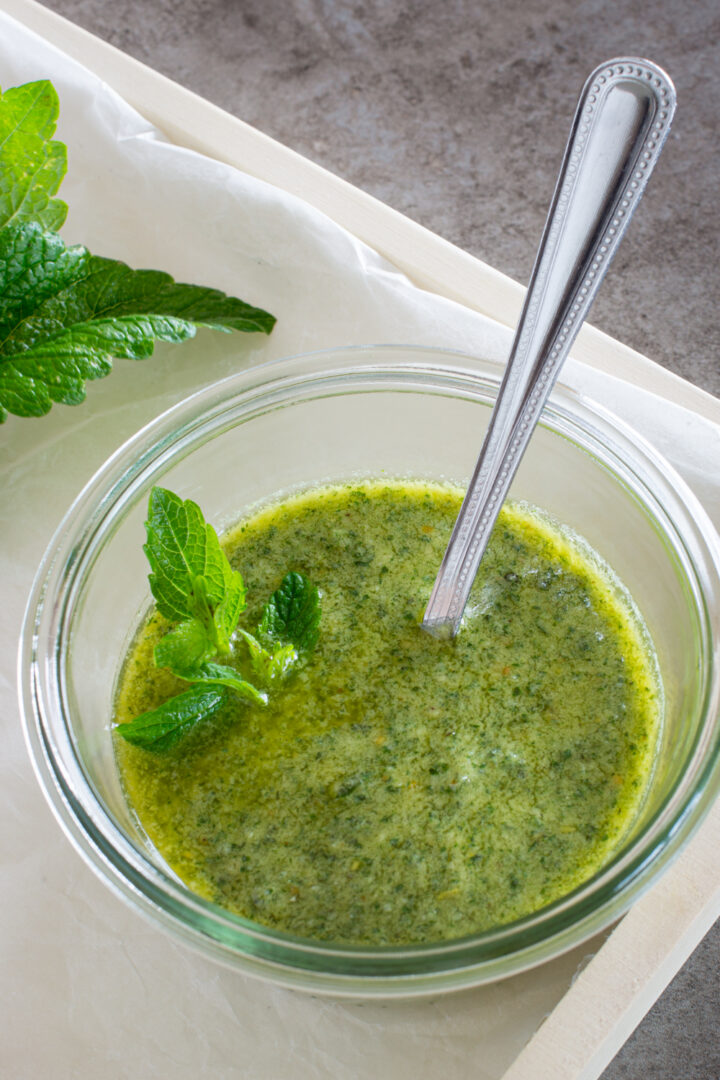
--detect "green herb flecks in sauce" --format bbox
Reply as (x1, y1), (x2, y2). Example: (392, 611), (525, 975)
(114, 481), (661, 946)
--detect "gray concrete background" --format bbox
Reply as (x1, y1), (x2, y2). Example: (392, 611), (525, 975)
(41, 0), (720, 1076)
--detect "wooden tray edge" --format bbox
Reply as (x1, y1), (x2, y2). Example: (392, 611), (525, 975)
(3, 0), (718, 428)
(2, 4), (719, 1077)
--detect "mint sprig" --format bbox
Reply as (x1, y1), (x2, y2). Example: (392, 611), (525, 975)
(0, 79), (276, 423)
(115, 488), (321, 751)
(115, 684), (228, 753)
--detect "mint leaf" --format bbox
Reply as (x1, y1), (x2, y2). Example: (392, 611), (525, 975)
(114, 684), (227, 752)
(213, 572), (247, 654)
(144, 487), (246, 651)
(238, 628), (298, 685)
(154, 617), (215, 672)
(0, 222), (276, 422)
(259, 572), (321, 653)
(170, 660), (268, 707)
(0, 81), (67, 231)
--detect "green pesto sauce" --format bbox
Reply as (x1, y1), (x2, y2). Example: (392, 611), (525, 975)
(114, 481), (661, 946)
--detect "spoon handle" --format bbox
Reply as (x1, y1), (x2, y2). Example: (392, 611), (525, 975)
(422, 57), (676, 637)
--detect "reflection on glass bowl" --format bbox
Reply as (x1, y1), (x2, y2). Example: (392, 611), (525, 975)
(19, 346), (720, 997)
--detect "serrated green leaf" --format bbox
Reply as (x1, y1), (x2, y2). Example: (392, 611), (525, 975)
(259, 572), (321, 653)
(172, 660), (268, 707)
(238, 628), (298, 685)
(214, 572), (247, 653)
(0, 221), (276, 422)
(0, 80), (68, 231)
(143, 488), (246, 649)
(114, 684), (227, 752)
(154, 617), (215, 672)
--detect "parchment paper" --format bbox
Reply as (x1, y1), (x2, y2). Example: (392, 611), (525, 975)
(1, 12), (718, 1080)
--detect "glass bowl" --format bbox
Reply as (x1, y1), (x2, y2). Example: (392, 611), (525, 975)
(19, 345), (720, 997)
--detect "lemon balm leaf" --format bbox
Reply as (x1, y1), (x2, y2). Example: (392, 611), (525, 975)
(0, 78), (276, 423)
(0, 222), (276, 422)
(114, 684), (227, 752)
(0, 80), (67, 231)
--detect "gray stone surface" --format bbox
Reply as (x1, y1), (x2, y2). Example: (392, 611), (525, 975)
(39, 0), (720, 1075)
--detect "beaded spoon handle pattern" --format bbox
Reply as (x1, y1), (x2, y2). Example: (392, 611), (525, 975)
(423, 57), (677, 638)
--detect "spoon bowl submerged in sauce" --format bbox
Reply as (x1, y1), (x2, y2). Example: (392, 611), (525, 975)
(424, 58), (677, 637)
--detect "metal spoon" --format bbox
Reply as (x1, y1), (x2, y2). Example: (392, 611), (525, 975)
(422, 57), (677, 638)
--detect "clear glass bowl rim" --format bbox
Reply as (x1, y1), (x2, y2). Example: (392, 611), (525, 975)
(19, 344), (720, 997)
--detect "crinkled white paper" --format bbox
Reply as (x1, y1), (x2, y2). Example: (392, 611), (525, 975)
(1, 12), (718, 1080)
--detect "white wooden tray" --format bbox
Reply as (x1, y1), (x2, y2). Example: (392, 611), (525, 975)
(3, 2), (719, 1077)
